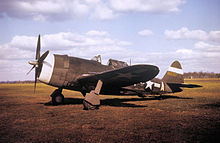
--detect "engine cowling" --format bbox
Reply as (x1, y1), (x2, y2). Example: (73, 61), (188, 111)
(38, 53), (55, 84)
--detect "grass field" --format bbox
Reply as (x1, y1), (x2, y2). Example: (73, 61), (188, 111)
(0, 79), (220, 143)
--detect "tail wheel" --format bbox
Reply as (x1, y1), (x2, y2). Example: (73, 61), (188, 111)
(52, 93), (64, 105)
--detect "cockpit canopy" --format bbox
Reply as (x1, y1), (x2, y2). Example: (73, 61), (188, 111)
(108, 59), (128, 69)
(91, 55), (128, 69)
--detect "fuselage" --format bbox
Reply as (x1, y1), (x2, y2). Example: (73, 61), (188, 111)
(38, 52), (167, 96)
(39, 53), (114, 91)
(39, 53), (144, 95)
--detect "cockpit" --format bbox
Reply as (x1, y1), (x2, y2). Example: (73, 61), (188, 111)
(91, 55), (128, 69)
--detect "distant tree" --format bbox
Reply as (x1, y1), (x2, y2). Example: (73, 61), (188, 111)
(184, 72), (220, 79)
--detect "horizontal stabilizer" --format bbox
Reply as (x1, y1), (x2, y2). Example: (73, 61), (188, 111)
(168, 83), (202, 88)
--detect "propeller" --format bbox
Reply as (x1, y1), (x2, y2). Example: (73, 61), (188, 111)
(27, 34), (49, 92)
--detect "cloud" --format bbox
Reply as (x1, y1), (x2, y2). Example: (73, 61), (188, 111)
(164, 27), (220, 72)
(164, 27), (208, 41)
(138, 29), (153, 36)
(0, 31), (182, 81)
(109, 0), (185, 13)
(41, 31), (132, 56)
(0, 0), (89, 21)
(90, 1), (116, 20)
(118, 41), (132, 46)
(209, 31), (220, 43)
(0, 31), (136, 80)
(194, 41), (220, 53)
(0, 0), (185, 21)
(0, 35), (37, 61)
(164, 27), (220, 43)
(10, 35), (37, 51)
(1, 30), (220, 81)
(176, 48), (192, 54)
(86, 30), (109, 36)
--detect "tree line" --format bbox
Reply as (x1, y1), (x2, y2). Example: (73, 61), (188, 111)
(184, 72), (220, 79)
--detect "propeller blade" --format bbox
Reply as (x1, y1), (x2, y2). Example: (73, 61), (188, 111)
(36, 34), (41, 60)
(26, 65), (35, 75)
(43, 61), (52, 67)
(34, 67), (37, 93)
(29, 34), (42, 94)
(38, 50), (49, 63)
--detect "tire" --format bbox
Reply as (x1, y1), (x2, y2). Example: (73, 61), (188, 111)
(52, 93), (64, 105)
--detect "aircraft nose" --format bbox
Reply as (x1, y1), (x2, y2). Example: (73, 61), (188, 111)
(38, 53), (55, 84)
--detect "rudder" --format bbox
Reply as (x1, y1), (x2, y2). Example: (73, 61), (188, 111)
(162, 61), (184, 84)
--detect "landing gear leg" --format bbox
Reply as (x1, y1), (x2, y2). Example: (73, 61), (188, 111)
(51, 88), (64, 105)
(83, 80), (103, 110)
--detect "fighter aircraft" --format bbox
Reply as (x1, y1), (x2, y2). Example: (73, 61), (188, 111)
(27, 35), (159, 110)
(123, 61), (202, 96)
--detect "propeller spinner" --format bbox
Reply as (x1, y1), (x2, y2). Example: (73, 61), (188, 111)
(27, 34), (49, 92)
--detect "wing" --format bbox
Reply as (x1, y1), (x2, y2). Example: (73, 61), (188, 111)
(178, 83), (202, 88)
(77, 65), (159, 88)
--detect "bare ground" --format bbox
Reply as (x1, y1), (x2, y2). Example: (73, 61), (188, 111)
(0, 79), (220, 143)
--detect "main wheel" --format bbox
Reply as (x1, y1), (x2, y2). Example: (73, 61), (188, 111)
(52, 93), (64, 105)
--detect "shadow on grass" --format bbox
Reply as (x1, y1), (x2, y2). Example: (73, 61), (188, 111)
(41, 95), (192, 108)
(198, 102), (220, 109)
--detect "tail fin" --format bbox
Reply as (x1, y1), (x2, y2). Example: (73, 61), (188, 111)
(162, 61), (184, 84)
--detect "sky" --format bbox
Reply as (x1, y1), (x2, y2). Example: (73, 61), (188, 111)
(0, 0), (220, 81)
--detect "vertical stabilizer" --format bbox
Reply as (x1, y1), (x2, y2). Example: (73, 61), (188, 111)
(162, 61), (184, 83)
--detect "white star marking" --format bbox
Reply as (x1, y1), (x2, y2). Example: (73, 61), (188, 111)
(145, 81), (154, 90)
